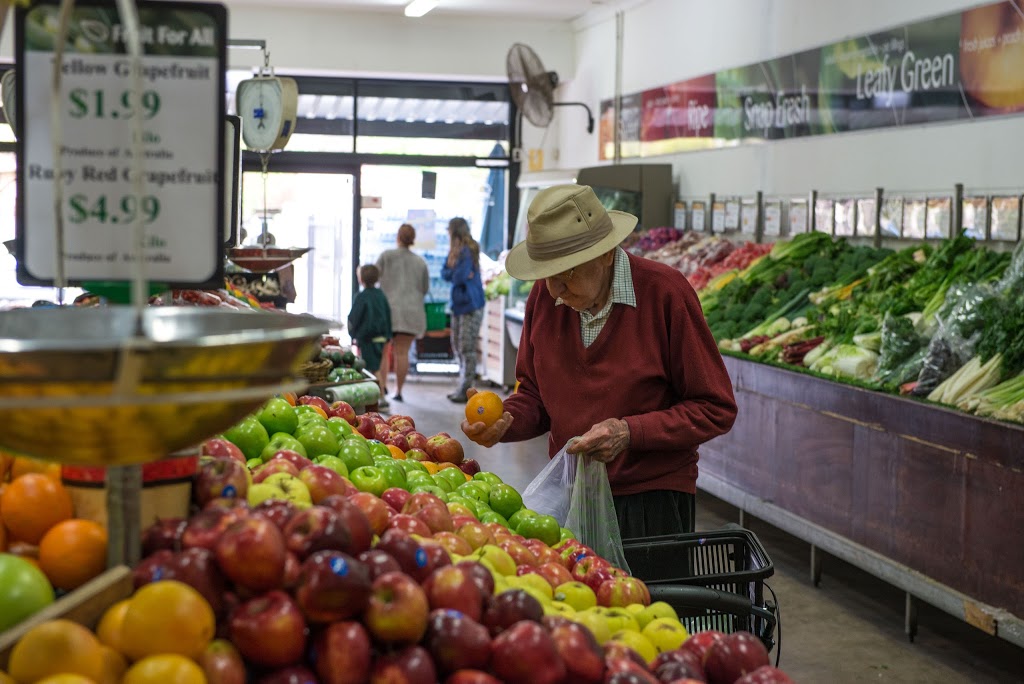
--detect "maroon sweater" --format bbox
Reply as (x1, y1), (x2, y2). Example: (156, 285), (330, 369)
(502, 253), (737, 496)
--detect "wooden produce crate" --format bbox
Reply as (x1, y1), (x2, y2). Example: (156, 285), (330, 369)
(0, 566), (133, 670)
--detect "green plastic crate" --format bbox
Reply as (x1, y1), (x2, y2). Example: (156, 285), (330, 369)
(425, 302), (448, 331)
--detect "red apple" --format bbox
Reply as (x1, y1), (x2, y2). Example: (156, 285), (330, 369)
(283, 505), (353, 559)
(215, 517), (287, 592)
(679, 630), (726, 664)
(704, 632), (770, 684)
(734, 666), (794, 683)
(257, 666), (318, 684)
(455, 560), (496, 597)
(387, 414), (415, 430)
(414, 505), (454, 534)
(421, 542), (452, 576)
(374, 423), (392, 442)
(364, 571), (430, 644)
(358, 548), (403, 581)
(406, 431), (429, 451)
(381, 487), (411, 513)
(455, 521), (496, 550)
(141, 517), (186, 556)
(298, 464), (351, 504)
(652, 648), (703, 673)
(371, 645), (436, 684)
(572, 555), (614, 591)
(253, 459), (301, 483)
(426, 434), (464, 465)
(458, 459), (481, 476)
(654, 658), (705, 683)
(228, 590), (307, 668)
(298, 395), (331, 413)
(295, 550), (372, 623)
(349, 491), (391, 535)
(424, 609), (492, 675)
(313, 621), (372, 684)
(281, 552), (302, 590)
(182, 508), (244, 551)
(375, 529), (430, 580)
(550, 621), (605, 683)
(329, 400), (358, 425)
(424, 565), (488, 620)
(450, 514), (478, 528)
(604, 663), (659, 684)
(132, 550), (174, 588)
(270, 450), (314, 472)
(388, 513), (432, 538)
(356, 415), (376, 440)
(482, 590), (543, 637)
(597, 576), (651, 608)
(202, 438), (247, 464)
(368, 412), (388, 425)
(165, 547), (227, 617)
(498, 540), (539, 567)
(490, 620), (565, 684)
(484, 523), (513, 542)
(402, 491), (447, 515)
(195, 456), (251, 507)
(405, 448), (431, 462)
(385, 432), (411, 453)
(203, 497), (251, 514)
(251, 499), (299, 532)
(522, 540), (561, 567)
(314, 494), (374, 554)
(432, 531), (473, 556)
(198, 639), (246, 684)
(445, 672), (501, 684)
(535, 562), (575, 590)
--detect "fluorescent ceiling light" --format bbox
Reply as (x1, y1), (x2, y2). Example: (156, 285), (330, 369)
(404, 0), (438, 18)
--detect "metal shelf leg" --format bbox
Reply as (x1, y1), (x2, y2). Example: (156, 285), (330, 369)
(810, 543), (823, 587)
(738, 508), (746, 527)
(905, 592), (918, 643)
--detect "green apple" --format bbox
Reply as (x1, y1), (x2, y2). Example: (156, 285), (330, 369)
(517, 513), (561, 546)
(473, 472), (503, 486)
(377, 462), (408, 490)
(560, 527), (576, 542)
(447, 494), (486, 519)
(397, 460), (428, 475)
(479, 510), (510, 527)
(223, 416), (270, 461)
(294, 424), (339, 459)
(405, 471), (434, 489)
(431, 475), (455, 494)
(434, 467), (468, 492)
(373, 456), (395, 468)
(257, 397), (298, 436)
(365, 440), (392, 459)
(247, 472), (312, 508)
(246, 458), (263, 470)
(456, 481), (490, 504)
(325, 417), (355, 441)
(409, 484), (449, 502)
(313, 454), (350, 478)
(260, 432), (308, 462)
(488, 483), (524, 520)
(350, 466), (389, 497)
(295, 410), (327, 429)
(338, 440), (374, 473)
(508, 508), (538, 532)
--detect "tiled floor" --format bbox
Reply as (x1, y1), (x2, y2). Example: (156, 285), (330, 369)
(381, 372), (1023, 683)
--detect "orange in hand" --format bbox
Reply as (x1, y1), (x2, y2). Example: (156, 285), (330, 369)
(465, 391), (504, 428)
(1, 473), (74, 544)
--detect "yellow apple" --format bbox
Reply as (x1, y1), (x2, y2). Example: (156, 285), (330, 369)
(552, 581), (597, 612)
(641, 618), (689, 654)
(609, 630), (658, 665)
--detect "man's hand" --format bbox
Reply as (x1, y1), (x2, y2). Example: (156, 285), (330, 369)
(566, 418), (630, 463)
(460, 388), (514, 448)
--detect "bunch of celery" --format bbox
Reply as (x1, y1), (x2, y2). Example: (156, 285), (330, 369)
(960, 373), (1024, 420)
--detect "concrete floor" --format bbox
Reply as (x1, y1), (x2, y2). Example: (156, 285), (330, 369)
(381, 372), (1024, 684)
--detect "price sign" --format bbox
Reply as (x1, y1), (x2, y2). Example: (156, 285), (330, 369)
(788, 201), (808, 234)
(711, 201), (726, 233)
(740, 200), (757, 235)
(724, 200), (740, 231)
(691, 201), (706, 232)
(15, 0), (227, 287)
(763, 201), (781, 236)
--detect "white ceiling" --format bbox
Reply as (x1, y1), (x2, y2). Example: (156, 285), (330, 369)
(224, 0), (612, 22)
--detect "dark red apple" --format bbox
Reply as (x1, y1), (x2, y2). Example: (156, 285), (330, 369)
(257, 666), (319, 684)
(374, 423), (392, 442)
(734, 665), (794, 684)
(298, 395), (331, 413)
(312, 621), (372, 684)
(703, 632), (770, 684)
(282, 552), (302, 590)
(253, 459), (301, 483)
(550, 621), (605, 683)
(490, 620), (566, 684)
(198, 639), (246, 684)
(203, 497), (251, 514)
(426, 434), (464, 465)
(424, 609), (492, 675)
(215, 517), (287, 592)
(370, 645), (436, 684)
(348, 492), (391, 535)
(455, 560), (496, 596)
(414, 505), (454, 534)
(458, 459), (482, 476)
(297, 464), (349, 504)
(375, 529), (430, 580)
(482, 590), (543, 637)
(317, 495), (373, 555)
(388, 513), (433, 538)
(445, 671), (501, 684)
(420, 542), (452, 576)
(385, 433), (411, 453)
(655, 658), (706, 683)
(283, 505), (353, 559)
(652, 648), (703, 674)
(132, 549), (174, 588)
(605, 670), (660, 684)
(270, 450), (314, 473)
(424, 565), (488, 620)
(679, 630), (726, 665)
(202, 438), (247, 464)
(228, 590), (307, 668)
(381, 487), (411, 513)
(604, 643), (650, 671)
(195, 456), (251, 507)
(355, 415), (376, 440)
(364, 571), (430, 644)
(358, 548), (403, 581)
(295, 550), (372, 623)
(141, 517), (186, 556)
(182, 508), (244, 551)
(166, 547), (227, 617)
(251, 498), (299, 531)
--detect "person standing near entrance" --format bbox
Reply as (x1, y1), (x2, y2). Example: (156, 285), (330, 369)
(376, 223), (430, 403)
(442, 217), (486, 403)
(347, 265), (392, 382)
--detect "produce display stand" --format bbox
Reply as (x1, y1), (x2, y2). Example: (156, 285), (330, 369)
(304, 367), (382, 414)
(699, 355), (1024, 648)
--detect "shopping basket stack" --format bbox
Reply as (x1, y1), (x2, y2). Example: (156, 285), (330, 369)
(622, 525), (779, 654)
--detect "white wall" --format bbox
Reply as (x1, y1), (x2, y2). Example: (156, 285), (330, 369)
(558, 0), (1024, 197)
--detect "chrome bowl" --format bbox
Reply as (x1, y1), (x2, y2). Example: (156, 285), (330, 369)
(0, 306), (328, 465)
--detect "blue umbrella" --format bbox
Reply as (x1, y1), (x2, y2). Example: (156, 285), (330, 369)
(480, 142), (506, 260)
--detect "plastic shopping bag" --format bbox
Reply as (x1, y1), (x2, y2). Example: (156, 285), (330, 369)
(565, 453), (631, 574)
(521, 442), (576, 525)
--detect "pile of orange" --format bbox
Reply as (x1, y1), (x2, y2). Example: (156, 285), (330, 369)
(1, 580), (216, 684)
(0, 454), (107, 592)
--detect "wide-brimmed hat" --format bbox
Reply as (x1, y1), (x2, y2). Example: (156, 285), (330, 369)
(505, 184), (638, 281)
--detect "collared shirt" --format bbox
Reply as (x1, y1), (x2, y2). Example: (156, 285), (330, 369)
(556, 247), (637, 348)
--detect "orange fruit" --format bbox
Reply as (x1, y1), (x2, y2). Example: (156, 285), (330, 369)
(436, 462), (459, 471)
(466, 391), (504, 427)
(309, 405), (329, 420)
(10, 456), (62, 482)
(122, 655), (206, 684)
(422, 462), (441, 475)
(8, 619), (105, 683)
(387, 445), (407, 460)
(97, 646), (127, 684)
(120, 580), (215, 661)
(464, 472), (473, 481)
(95, 599), (130, 653)
(281, 391), (298, 407)
(39, 519), (108, 591)
(35, 676), (98, 684)
(1, 474), (73, 544)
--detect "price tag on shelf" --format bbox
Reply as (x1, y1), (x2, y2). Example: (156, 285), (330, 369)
(711, 201), (726, 233)
(788, 201), (808, 234)
(740, 200), (757, 234)
(724, 200), (740, 231)
(15, 0), (227, 288)
(691, 201), (706, 232)
(763, 201), (781, 236)
(673, 201), (688, 230)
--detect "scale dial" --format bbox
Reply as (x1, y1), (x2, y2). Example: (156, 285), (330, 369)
(235, 76), (298, 153)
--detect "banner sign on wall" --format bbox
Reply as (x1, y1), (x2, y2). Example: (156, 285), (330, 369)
(599, 1), (1024, 159)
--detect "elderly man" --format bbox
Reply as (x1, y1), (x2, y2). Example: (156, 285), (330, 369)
(461, 184), (737, 538)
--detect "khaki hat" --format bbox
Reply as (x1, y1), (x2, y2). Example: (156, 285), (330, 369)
(505, 184), (638, 281)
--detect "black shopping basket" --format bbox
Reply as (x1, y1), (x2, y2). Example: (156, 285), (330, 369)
(622, 525), (779, 654)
